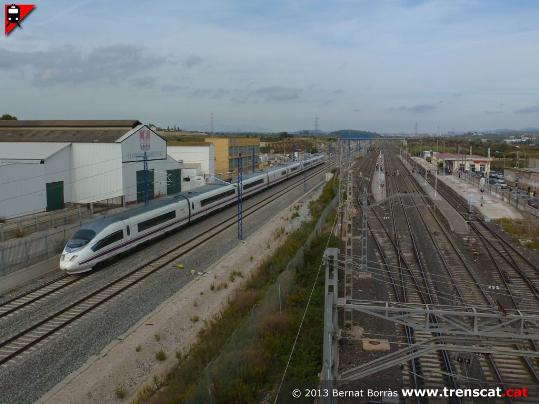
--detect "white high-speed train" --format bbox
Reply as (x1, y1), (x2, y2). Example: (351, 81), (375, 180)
(60, 155), (324, 273)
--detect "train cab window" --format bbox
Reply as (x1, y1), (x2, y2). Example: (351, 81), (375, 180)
(66, 229), (96, 249)
(126, 226), (130, 236)
(192, 202), (194, 210)
(91, 230), (124, 252)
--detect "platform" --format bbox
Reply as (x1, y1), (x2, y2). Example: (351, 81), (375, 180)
(411, 157), (523, 221)
(400, 157), (469, 234)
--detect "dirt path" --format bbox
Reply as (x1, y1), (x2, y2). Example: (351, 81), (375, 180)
(39, 182), (324, 404)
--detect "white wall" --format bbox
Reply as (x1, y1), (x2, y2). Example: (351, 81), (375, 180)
(71, 143), (123, 203)
(45, 145), (72, 204)
(168, 145), (215, 177)
(0, 145), (72, 219)
(181, 167), (205, 192)
(0, 162), (45, 218)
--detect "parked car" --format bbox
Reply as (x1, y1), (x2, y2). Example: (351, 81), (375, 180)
(528, 198), (539, 209)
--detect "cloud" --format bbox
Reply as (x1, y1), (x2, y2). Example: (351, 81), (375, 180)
(0, 45), (164, 86)
(184, 55), (204, 68)
(160, 84), (187, 92)
(131, 76), (156, 88)
(247, 86), (302, 102)
(514, 105), (539, 114)
(483, 110), (503, 115)
(390, 104), (438, 114)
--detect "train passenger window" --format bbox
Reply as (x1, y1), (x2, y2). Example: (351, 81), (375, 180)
(281, 170), (287, 175)
(91, 230), (124, 252)
(126, 226), (130, 236)
(137, 211), (176, 232)
(243, 178), (264, 190)
(200, 189), (236, 207)
(191, 202), (194, 210)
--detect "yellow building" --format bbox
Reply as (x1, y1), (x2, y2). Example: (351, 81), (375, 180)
(205, 137), (260, 180)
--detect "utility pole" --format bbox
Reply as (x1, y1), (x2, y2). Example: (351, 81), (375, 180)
(237, 153), (243, 240)
(210, 112), (214, 133)
(143, 151), (149, 205)
(251, 145), (256, 174)
(361, 187), (368, 272)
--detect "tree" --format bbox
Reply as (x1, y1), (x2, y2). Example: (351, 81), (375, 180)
(1, 114), (17, 120)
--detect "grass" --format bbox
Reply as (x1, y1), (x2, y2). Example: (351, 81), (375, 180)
(190, 315), (200, 323)
(144, 179), (337, 403)
(115, 386), (127, 400)
(135, 345), (141, 352)
(494, 218), (539, 251)
(155, 350), (167, 362)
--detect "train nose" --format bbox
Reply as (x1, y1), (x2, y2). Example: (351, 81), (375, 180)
(60, 253), (78, 271)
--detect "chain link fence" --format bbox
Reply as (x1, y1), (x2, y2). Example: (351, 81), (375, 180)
(184, 196), (337, 403)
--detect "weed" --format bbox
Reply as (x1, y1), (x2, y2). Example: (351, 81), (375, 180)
(135, 345), (141, 352)
(155, 350), (166, 361)
(210, 283), (215, 291)
(154, 334), (160, 342)
(132, 384), (154, 404)
(115, 386), (126, 400)
(191, 315), (200, 322)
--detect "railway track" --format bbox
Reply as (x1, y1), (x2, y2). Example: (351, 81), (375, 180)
(0, 162), (331, 366)
(397, 150), (539, 396)
(0, 275), (81, 319)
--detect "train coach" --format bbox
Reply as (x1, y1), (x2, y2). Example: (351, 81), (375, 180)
(60, 155), (324, 273)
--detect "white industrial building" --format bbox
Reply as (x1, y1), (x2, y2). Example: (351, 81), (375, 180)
(0, 120), (184, 219)
(167, 142), (215, 179)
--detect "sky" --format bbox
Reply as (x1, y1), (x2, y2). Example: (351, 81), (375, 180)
(1, 0), (539, 133)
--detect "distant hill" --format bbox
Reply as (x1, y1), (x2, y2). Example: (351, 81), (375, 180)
(483, 128), (539, 135)
(290, 129), (327, 136)
(329, 129), (381, 139)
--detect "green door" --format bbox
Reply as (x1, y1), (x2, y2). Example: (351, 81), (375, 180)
(136, 169), (155, 202)
(167, 169), (181, 195)
(46, 181), (64, 211)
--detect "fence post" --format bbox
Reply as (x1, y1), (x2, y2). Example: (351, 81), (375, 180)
(0, 223), (4, 242)
(45, 233), (49, 258)
(25, 239), (30, 264)
(0, 245), (4, 274)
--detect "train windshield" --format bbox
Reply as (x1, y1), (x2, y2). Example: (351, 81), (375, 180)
(67, 229), (96, 248)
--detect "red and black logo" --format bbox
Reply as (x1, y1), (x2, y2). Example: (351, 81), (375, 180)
(5, 4), (35, 36)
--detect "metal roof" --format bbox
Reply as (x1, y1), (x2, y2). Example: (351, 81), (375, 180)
(0, 120), (141, 143)
(0, 120), (140, 128)
(0, 142), (70, 161)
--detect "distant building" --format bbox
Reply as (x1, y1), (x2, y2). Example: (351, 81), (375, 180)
(204, 137), (260, 180)
(0, 120), (183, 219)
(432, 152), (492, 175)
